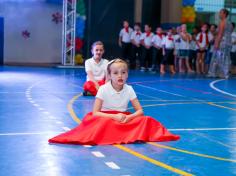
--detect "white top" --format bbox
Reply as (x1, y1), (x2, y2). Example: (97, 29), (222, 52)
(131, 31), (142, 44)
(152, 34), (163, 48)
(179, 33), (191, 50)
(85, 58), (109, 81)
(141, 32), (154, 47)
(96, 81), (137, 112)
(189, 40), (197, 51)
(196, 32), (213, 49)
(232, 31), (236, 52)
(119, 27), (133, 43)
(162, 35), (174, 49)
(174, 34), (181, 50)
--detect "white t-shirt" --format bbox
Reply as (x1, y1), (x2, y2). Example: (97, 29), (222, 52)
(179, 33), (191, 50)
(174, 34), (181, 50)
(152, 34), (163, 48)
(85, 58), (109, 81)
(96, 81), (137, 112)
(162, 35), (174, 49)
(141, 32), (154, 47)
(189, 40), (197, 51)
(196, 32), (213, 49)
(232, 31), (236, 52)
(119, 27), (133, 43)
(131, 31), (142, 45)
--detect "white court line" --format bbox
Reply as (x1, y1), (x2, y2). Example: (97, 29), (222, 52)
(83, 145), (92, 148)
(0, 131), (63, 136)
(135, 84), (185, 97)
(169, 127), (236, 131)
(38, 107), (45, 111)
(62, 127), (71, 131)
(210, 79), (236, 98)
(56, 121), (63, 124)
(136, 92), (163, 100)
(91, 151), (105, 158)
(33, 103), (40, 107)
(105, 162), (120, 169)
(43, 111), (50, 115)
(1, 127), (236, 136)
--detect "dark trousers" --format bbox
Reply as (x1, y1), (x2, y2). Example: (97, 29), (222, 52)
(131, 45), (141, 69)
(231, 52), (236, 65)
(152, 47), (162, 70)
(141, 46), (152, 68)
(189, 50), (197, 71)
(162, 49), (174, 65)
(121, 42), (131, 61)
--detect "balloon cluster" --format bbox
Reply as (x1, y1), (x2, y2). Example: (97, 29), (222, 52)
(181, 0), (196, 23)
(75, 0), (86, 64)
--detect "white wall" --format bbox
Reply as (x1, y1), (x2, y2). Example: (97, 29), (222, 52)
(0, 1), (62, 64)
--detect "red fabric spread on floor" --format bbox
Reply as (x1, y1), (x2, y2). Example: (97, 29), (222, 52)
(83, 80), (105, 96)
(48, 111), (180, 145)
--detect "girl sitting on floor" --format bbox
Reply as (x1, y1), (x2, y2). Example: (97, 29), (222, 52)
(49, 59), (179, 145)
(83, 41), (108, 96)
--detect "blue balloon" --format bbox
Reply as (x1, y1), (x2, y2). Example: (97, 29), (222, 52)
(182, 0), (195, 6)
(76, 17), (85, 38)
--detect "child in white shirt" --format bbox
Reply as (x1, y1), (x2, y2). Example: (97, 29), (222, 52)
(161, 28), (175, 74)
(83, 41), (108, 96)
(140, 24), (154, 71)
(131, 22), (142, 69)
(49, 59), (179, 145)
(151, 27), (164, 72)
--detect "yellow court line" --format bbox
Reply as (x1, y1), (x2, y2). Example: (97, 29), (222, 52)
(67, 93), (82, 124)
(207, 102), (236, 111)
(114, 144), (194, 176)
(67, 93), (194, 176)
(148, 142), (236, 163)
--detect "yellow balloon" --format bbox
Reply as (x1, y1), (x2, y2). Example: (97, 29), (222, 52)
(75, 54), (83, 65)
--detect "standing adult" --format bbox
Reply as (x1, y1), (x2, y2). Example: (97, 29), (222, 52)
(208, 9), (232, 78)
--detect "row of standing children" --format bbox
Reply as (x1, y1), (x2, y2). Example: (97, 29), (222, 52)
(118, 20), (235, 75)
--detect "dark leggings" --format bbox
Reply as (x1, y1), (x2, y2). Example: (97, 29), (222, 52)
(141, 47), (152, 68)
(161, 49), (174, 65)
(121, 42), (132, 61)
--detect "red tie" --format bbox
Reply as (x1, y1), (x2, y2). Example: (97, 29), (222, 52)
(157, 33), (162, 39)
(125, 27), (129, 33)
(146, 32), (151, 37)
(199, 33), (209, 45)
(136, 32), (141, 35)
(168, 35), (173, 41)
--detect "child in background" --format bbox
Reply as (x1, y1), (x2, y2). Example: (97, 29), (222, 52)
(231, 22), (236, 74)
(161, 28), (175, 74)
(118, 20), (133, 64)
(140, 24), (154, 72)
(131, 22), (142, 69)
(173, 26), (181, 72)
(189, 27), (198, 71)
(49, 59), (180, 145)
(83, 41), (108, 96)
(179, 24), (193, 73)
(196, 23), (212, 74)
(151, 27), (164, 73)
(205, 24), (217, 73)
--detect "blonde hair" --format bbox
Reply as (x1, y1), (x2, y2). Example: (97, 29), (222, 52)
(107, 58), (128, 74)
(91, 41), (104, 49)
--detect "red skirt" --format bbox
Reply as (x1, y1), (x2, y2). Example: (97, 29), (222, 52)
(83, 80), (105, 96)
(49, 111), (180, 145)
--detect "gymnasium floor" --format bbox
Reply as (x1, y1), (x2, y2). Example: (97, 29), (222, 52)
(0, 66), (236, 176)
